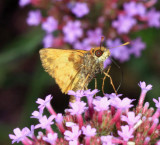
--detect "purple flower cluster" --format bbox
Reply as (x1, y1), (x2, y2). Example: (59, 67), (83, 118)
(9, 81), (160, 144)
(19, 0), (160, 63)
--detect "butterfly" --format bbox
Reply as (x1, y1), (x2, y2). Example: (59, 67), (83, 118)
(39, 37), (129, 100)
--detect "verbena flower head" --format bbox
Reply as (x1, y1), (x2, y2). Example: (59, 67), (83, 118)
(9, 81), (160, 144)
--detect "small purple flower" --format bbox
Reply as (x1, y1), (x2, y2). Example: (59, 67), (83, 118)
(106, 39), (130, 62)
(64, 125), (81, 141)
(129, 37), (146, 57)
(68, 90), (85, 101)
(121, 111), (141, 126)
(67, 101), (87, 115)
(31, 109), (43, 119)
(43, 34), (54, 47)
(112, 15), (137, 34)
(19, 0), (30, 7)
(26, 10), (42, 26)
(118, 125), (134, 141)
(9, 127), (30, 144)
(153, 97), (160, 109)
(42, 16), (58, 33)
(63, 20), (83, 44)
(71, 2), (89, 18)
(123, 2), (146, 16)
(84, 89), (99, 97)
(101, 135), (114, 145)
(82, 125), (96, 137)
(43, 133), (58, 144)
(93, 97), (110, 111)
(147, 8), (160, 28)
(36, 94), (53, 110)
(138, 81), (152, 107)
(35, 115), (55, 129)
(111, 97), (134, 110)
(138, 81), (152, 92)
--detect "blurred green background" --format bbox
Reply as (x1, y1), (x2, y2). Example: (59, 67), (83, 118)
(0, 0), (160, 144)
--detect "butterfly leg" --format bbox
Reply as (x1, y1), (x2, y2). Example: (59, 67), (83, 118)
(93, 78), (97, 97)
(103, 70), (117, 95)
(102, 66), (111, 94)
(102, 75), (107, 94)
(95, 78), (97, 90)
(81, 74), (90, 90)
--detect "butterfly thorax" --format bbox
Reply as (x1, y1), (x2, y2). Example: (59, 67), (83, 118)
(72, 47), (110, 91)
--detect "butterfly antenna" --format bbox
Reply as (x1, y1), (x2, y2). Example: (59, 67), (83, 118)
(110, 57), (123, 92)
(110, 42), (130, 49)
(100, 36), (105, 50)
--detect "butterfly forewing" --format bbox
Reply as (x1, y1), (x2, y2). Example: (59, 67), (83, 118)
(39, 48), (87, 93)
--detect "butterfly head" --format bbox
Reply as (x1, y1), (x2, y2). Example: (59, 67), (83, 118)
(90, 47), (110, 62)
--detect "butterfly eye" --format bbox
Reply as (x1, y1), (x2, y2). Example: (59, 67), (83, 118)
(95, 50), (103, 57)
